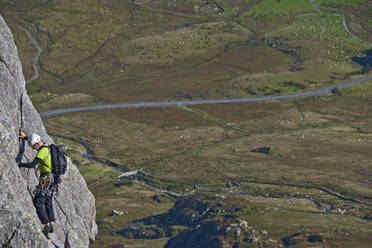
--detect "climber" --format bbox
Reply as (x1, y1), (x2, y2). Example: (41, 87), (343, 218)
(17, 131), (56, 238)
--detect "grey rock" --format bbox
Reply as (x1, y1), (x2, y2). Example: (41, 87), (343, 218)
(164, 221), (221, 248)
(110, 244), (126, 248)
(307, 234), (323, 243)
(118, 222), (164, 239)
(0, 15), (97, 247)
(111, 210), (124, 216)
(251, 146), (271, 155)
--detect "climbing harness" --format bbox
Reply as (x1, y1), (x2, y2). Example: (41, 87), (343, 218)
(20, 144), (71, 246)
(35, 173), (56, 197)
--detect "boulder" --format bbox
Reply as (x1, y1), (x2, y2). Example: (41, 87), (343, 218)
(307, 234), (324, 243)
(252, 147), (271, 155)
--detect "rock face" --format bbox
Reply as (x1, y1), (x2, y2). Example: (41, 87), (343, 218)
(0, 15), (97, 247)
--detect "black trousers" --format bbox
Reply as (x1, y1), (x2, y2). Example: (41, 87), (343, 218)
(33, 193), (56, 224)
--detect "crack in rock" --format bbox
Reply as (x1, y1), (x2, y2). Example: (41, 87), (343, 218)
(0, 57), (14, 79)
(2, 225), (18, 248)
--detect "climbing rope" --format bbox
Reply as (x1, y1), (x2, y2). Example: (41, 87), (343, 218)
(54, 196), (71, 247)
(53, 196), (72, 227)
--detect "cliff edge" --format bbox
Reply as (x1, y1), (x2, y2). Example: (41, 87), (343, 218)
(0, 15), (97, 247)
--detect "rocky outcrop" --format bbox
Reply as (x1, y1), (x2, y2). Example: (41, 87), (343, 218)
(164, 218), (280, 248)
(165, 221), (222, 248)
(0, 15), (97, 247)
(119, 195), (280, 248)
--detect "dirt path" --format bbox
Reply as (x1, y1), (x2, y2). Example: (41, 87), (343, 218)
(309, 0), (372, 46)
(310, 0), (352, 36)
(309, 0), (321, 14)
(6, 18), (42, 84)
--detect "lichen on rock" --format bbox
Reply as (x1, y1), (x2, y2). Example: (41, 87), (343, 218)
(0, 14), (97, 247)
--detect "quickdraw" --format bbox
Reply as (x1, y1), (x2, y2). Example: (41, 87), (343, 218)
(37, 174), (56, 197)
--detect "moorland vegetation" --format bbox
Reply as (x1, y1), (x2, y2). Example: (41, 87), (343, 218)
(2, 0), (372, 247)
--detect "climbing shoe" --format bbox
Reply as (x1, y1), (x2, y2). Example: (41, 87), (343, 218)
(43, 224), (53, 238)
(50, 223), (54, 233)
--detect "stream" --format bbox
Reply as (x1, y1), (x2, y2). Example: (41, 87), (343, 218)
(55, 135), (371, 218)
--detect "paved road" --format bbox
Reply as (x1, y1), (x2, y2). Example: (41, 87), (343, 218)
(8, 4), (369, 119)
(40, 76), (372, 118)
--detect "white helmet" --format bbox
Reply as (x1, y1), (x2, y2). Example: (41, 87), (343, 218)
(29, 133), (41, 146)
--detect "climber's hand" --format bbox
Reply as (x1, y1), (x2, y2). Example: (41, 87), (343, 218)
(19, 132), (26, 139)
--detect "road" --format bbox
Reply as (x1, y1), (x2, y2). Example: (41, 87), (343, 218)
(8, 4), (370, 119)
(40, 76), (372, 118)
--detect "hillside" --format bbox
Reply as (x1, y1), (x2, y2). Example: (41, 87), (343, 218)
(1, 0), (372, 247)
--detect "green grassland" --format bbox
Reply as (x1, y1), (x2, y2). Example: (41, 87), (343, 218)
(2, 0), (371, 112)
(314, 0), (369, 6)
(269, 13), (364, 45)
(54, 108), (372, 247)
(43, 88), (372, 246)
(3, 0), (372, 247)
(234, 194), (372, 247)
(92, 180), (175, 248)
(312, 0), (372, 44)
(367, 16), (372, 28)
(52, 136), (121, 185)
(243, 0), (315, 21)
(54, 136), (173, 247)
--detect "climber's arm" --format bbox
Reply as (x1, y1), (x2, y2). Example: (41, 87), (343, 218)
(18, 157), (41, 168)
